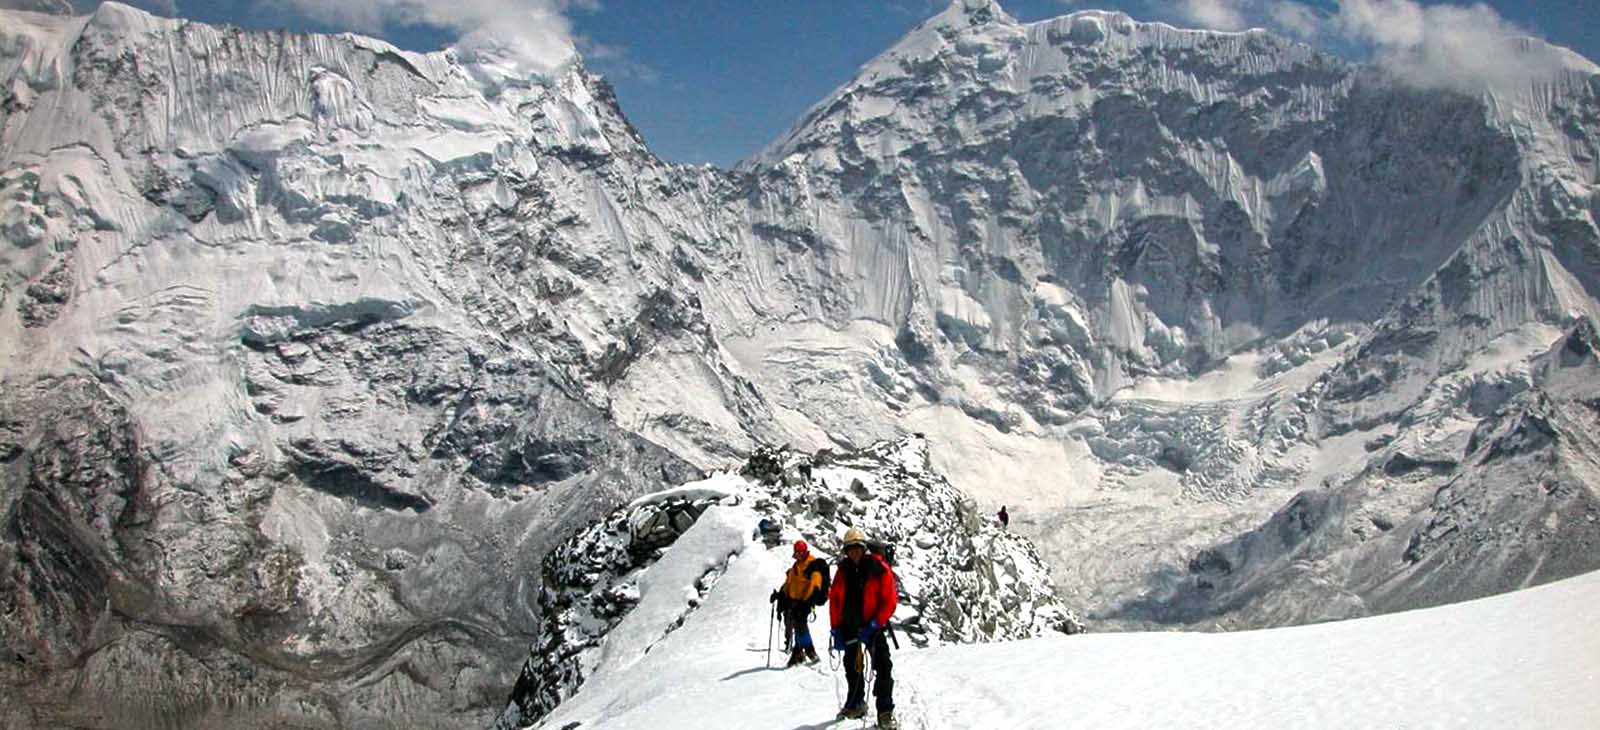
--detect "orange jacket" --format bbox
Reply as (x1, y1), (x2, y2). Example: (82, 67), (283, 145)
(782, 556), (824, 603)
(829, 553), (896, 629)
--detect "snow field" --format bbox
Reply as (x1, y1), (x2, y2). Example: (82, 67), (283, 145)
(536, 497), (1600, 730)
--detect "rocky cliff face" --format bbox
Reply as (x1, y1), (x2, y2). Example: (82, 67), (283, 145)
(2, 0), (1600, 727)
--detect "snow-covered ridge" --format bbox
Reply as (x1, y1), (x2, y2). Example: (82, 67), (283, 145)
(499, 435), (1081, 728)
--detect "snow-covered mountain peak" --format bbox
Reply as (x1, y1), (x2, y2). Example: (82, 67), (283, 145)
(754, 4), (1342, 169)
(936, 0), (1017, 28)
(86, 0), (166, 33)
(447, 32), (580, 94)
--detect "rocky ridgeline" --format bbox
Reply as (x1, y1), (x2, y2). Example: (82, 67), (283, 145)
(498, 490), (733, 728)
(740, 437), (1082, 644)
(499, 435), (1081, 728)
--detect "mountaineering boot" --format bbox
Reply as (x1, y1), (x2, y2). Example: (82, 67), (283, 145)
(804, 647), (819, 664)
(837, 704), (866, 720)
(786, 649), (805, 667)
(877, 710), (898, 729)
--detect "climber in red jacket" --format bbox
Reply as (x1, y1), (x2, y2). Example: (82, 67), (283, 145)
(828, 526), (899, 729)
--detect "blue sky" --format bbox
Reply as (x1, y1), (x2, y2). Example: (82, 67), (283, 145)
(44, 1), (1600, 167)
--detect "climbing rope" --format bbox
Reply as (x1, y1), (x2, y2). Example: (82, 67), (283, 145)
(827, 638), (875, 726)
(829, 642), (842, 707)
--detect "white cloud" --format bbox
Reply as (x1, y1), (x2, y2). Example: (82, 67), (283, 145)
(1266, 1), (1323, 39)
(1179, 0), (1250, 31)
(1334, 0), (1571, 92)
(265, 0), (593, 77)
(1173, 0), (1572, 93)
(1177, 0), (1326, 38)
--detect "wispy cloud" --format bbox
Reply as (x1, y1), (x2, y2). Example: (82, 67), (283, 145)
(264, 0), (595, 77)
(1265, 1), (1322, 39)
(1179, 0), (1250, 31)
(578, 36), (659, 83)
(1174, 0), (1573, 92)
(887, 0), (954, 18)
(1335, 0), (1571, 92)
(2, 0), (173, 15)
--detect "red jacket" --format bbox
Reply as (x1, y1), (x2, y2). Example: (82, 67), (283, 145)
(829, 553), (896, 629)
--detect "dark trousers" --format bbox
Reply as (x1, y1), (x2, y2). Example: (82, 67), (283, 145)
(843, 632), (893, 711)
(783, 604), (814, 650)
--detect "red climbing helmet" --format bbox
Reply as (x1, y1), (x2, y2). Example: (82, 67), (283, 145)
(793, 539), (809, 558)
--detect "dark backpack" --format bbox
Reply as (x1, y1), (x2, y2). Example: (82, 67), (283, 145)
(867, 540), (896, 567)
(805, 556), (830, 606)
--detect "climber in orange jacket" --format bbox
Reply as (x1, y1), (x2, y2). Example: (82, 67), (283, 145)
(770, 539), (828, 666)
(828, 527), (898, 728)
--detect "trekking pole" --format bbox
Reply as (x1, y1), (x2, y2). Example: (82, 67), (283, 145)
(766, 601), (776, 668)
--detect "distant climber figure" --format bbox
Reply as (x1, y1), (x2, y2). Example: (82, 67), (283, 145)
(770, 540), (828, 666)
(756, 517), (782, 546)
(998, 505), (1009, 530)
(829, 527), (899, 729)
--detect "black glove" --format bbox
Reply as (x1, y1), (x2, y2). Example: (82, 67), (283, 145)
(769, 590), (780, 604)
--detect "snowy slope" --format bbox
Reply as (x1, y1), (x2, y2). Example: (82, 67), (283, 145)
(500, 437), (1080, 728)
(528, 516), (1600, 730)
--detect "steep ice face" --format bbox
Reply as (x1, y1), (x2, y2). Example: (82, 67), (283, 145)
(0, 4), (753, 728)
(741, 8), (1542, 412)
(723, 5), (1600, 634)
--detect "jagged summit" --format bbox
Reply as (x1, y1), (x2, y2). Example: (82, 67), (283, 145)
(935, 0), (1017, 28)
(751, 3), (1337, 168)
